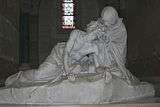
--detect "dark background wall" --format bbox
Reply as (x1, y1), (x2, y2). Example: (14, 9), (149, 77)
(0, 0), (160, 84)
(0, 0), (19, 63)
(0, 0), (19, 83)
(126, 0), (160, 78)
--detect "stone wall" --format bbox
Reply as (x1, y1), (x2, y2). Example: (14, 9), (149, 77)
(0, 0), (19, 82)
(0, 0), (19, 63)
(126, 0), (160, 78)
(0, 0), (19, 30)
(38, 0), (54, 63)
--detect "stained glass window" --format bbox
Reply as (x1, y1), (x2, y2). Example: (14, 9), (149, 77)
(62, 0), (75, 29)
(64, 0), (73, 3)
(62, 3), (74, 15)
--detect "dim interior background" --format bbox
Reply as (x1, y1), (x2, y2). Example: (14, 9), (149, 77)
(0, 0), (160, 96)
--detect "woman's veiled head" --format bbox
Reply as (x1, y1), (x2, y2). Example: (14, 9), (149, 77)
(101, 6), (119, 26)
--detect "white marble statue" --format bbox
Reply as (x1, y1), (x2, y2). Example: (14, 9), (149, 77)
(0, 6), (155, 104)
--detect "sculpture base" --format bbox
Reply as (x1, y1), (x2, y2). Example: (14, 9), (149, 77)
(0, 76), (155, 104)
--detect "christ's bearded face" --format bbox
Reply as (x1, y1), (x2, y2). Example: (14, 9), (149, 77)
(86, 21), (98, 33)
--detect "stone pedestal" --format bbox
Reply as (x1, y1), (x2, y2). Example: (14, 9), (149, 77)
(0, 76), (155, 104)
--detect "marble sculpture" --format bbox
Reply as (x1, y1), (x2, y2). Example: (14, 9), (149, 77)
(0, 6), (155, 104)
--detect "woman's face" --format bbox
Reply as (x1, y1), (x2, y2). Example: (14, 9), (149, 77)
(102, 19), (112, 26)
(101, 7), (118, 26)
(102, 14), (117, 26)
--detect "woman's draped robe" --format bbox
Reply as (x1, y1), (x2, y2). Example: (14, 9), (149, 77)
(5, 19), (139, 87)
(64, 19), (139, 85)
